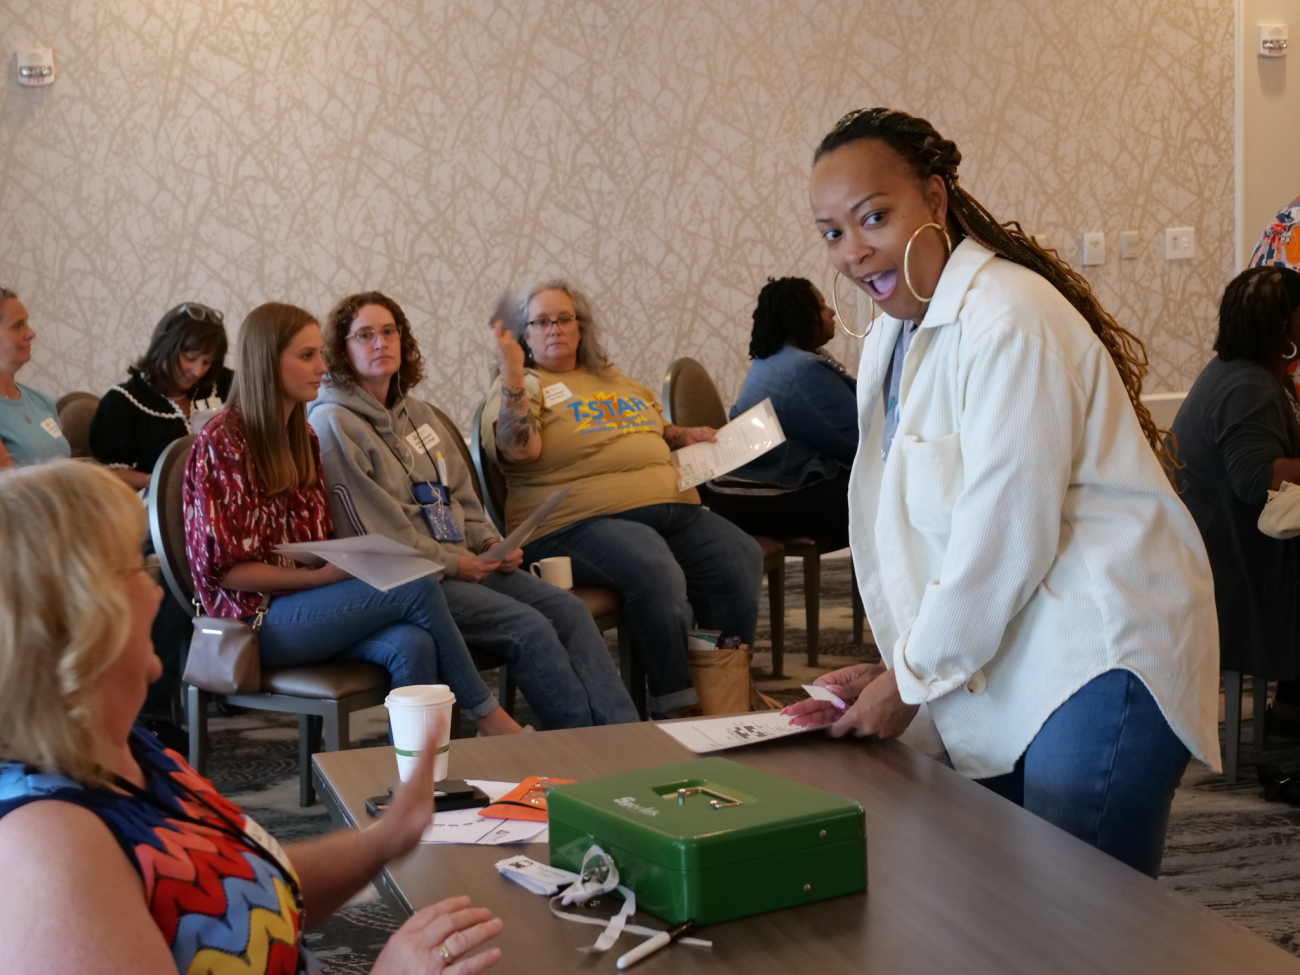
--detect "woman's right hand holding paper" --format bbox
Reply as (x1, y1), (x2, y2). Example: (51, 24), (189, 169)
(782, 662), (887, 727)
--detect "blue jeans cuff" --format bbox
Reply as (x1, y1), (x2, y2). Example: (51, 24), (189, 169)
(461, 694), (500, 722)
(649, 686), (699, 715)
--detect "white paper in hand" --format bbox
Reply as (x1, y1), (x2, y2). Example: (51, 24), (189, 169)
(671, 398), (785, 491)
(478, 487), (571, 561)
(274, 535), (442, 591)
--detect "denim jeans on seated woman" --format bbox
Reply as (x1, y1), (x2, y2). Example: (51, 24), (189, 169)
(255, 575), (498, 721)
(522, 502), (764, 716)
(977, 668), (1190, 877)
(441, 569), (639, 729)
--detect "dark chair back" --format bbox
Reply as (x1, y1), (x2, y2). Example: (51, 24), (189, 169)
(55, 391), (100, 459)
(428, 404), (482, 506)
(148, 434), (198, 613)
(469, 397), (509, 534)
(662, 357), (727, 429)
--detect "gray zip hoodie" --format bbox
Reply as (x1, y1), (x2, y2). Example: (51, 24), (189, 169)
(308, 381), (497, 572)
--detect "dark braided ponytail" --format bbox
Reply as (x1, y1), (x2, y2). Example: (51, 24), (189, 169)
(815, 108), (1175, 478)
(749, 276), (822, 359)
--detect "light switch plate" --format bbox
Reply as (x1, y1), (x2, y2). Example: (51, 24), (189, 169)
(1120, 230), (1139, 260)
(1081, 232), (1105, 267)
(1164, 227), (1195, 261)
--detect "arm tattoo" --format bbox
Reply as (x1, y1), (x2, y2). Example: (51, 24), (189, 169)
(497, 385), (539, 456)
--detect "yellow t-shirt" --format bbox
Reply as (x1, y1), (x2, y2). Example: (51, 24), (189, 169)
(481, 365), (699, 537)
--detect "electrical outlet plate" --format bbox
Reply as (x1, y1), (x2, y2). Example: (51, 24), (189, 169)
(1081, 232), (1105, 267)
(1120, 231), (1139, 260)
(1164, 227), (1195, 261)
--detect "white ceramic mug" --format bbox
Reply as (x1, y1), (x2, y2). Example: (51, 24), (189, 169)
(529, 556), (573, 589)
(384, 684), (455, 782)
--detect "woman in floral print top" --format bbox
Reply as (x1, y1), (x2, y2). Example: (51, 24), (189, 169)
(183, 302), (521, 735)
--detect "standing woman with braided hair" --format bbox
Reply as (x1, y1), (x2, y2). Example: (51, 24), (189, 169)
(784, 108), (1220, 877)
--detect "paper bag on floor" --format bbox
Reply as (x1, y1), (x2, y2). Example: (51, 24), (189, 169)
(688, 642), (780, 714)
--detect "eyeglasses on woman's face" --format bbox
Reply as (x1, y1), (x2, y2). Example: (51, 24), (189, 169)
(347, 324), (401, 344)
(526, 314), (578, 332)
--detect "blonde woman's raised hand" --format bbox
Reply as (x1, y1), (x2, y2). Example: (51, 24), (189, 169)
(372, 895), (503, 975)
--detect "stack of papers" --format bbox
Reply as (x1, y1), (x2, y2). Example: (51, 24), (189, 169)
(275, 534), (442, 592)
(671, 398), (785, 491)
(494, 855), (579, 896)
(421, 780), (549, 846)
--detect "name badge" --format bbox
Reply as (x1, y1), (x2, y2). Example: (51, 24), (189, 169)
(543, 382), (574, 408)
(241, 813), (296, 880)
(404, 423), (440, 455)
(40, 416), (63, 439)
(192, 394), (223, 413)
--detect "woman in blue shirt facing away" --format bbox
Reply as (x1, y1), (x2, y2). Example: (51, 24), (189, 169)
(704, 276), (857, 549)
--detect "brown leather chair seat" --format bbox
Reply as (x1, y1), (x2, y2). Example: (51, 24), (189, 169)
(262, 661), (390, 699)
(571, 585), (621, 620)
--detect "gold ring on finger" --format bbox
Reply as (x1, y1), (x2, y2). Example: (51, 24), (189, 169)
(438, 942), (454, 963)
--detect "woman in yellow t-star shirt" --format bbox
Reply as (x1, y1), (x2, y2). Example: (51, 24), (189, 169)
(482, 281), (763, 718)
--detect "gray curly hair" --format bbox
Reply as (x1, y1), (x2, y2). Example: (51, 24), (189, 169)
(512, 280), (613, 377)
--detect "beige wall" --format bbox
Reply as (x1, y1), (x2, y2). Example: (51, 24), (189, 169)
(1239, 0), (1300, 268)
(1, 0), (1235, 427)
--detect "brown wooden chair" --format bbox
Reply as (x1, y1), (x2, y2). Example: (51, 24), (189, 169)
(663, 357), (865, 672)
(1223, 671), (1269, 784)
(150, 434), (391, 806)
(55, 391), (100, 459)
(469, 398), (647, 717)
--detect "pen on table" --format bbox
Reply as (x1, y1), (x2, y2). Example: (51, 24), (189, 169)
(434, 451), (449, 484)
(615, 920), (695, 970)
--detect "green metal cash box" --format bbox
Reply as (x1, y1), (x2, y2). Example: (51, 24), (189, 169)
(547, 757), (866, 925)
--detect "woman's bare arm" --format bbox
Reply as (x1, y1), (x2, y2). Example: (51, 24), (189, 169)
(220, 561), (350, 592)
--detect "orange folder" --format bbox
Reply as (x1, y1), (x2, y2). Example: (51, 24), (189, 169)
(478, 775), (575, 822)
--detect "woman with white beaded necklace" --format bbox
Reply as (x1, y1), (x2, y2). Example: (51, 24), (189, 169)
(0, 287), (71, 470)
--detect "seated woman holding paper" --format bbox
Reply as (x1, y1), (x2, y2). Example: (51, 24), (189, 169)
(0, 460), (504, 975)
(308, 290), (637, 728)
(482, 281), (763, 718)
(703, 276), (857, 551)
(184, 302), (521, 735)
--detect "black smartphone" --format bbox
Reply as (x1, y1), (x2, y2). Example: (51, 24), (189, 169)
(364, 793), (392, 817)
(435, 779), (491, 812)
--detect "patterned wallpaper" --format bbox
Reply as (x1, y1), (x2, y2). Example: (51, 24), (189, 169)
(0, 0), (1234, 429)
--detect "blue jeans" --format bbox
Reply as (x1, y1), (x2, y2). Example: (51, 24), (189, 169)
(256, 576), (498, 721)
(977, 669), (1189, 878)
(524, 502), (763, 714)
(441, 570), (639, 729)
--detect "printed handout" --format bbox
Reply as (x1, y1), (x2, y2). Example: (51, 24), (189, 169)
(274, 535), (442, 592)
(671, 398), (785, 491)
(477, 487), (571, 562)
(656, 710), (830, 754)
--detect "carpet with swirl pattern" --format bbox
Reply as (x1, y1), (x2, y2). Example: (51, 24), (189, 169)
(199, 555), (1300, 970)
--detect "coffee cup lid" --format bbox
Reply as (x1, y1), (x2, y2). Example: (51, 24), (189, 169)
(385, 684), (455, 708)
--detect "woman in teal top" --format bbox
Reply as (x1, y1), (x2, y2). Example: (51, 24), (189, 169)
(0, 287), (71, 469)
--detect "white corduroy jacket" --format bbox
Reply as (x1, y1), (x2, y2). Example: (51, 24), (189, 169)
(850, 238), (1221, 779)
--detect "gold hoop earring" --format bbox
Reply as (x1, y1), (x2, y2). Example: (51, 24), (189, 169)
(831, 270), (873, 339)
(903, 222), (954, 304)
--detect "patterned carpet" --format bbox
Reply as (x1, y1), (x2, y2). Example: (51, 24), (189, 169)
(199, 555), (1300, 970)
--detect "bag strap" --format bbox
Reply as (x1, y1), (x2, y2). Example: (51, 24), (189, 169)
(249, 593), (270, 631)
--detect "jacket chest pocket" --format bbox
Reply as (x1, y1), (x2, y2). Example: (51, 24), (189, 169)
(899, 432), (963, 539)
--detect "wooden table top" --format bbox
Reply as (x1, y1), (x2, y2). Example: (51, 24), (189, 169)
(313, 723), (1299, 974)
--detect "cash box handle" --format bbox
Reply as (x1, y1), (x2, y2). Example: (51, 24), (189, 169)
(676, 786), (743, 809)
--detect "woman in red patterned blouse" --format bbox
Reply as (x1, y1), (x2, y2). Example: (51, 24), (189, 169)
(183, 302), (521, 735)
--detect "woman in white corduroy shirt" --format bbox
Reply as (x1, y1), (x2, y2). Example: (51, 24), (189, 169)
(785, 109), (1220, 878)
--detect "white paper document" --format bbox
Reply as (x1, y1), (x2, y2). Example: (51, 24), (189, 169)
(495, 855), (579, 896)
(421, 780), (549, 846)
(477, 487), (571, 561)
(274, 534), (442, 592)
(802, 684), (848, 710)
(656, 710), (830, 754)
(670, 398), (785, 491)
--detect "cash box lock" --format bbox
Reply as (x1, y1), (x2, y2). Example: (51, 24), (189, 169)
(676, 785), (743, 810)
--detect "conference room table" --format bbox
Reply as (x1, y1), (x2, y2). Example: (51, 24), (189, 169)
(313, 721), (1300, 974)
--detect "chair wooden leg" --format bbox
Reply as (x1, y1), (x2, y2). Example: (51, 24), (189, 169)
(850, 563), (865, 646)
(187, 685), (210, 775)
(299, 714), (323, 807)
(767, 561), (785, 680)
(501, 665), (518, 717)
(1253, 676), (1269, 752)
(804, 555), (821, 667)
(1224, 671), (1242, 785)
(618, 626), (647, 720)
(450, 704), (464, 739)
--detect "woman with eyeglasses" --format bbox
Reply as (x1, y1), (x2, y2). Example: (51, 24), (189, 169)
(0, 287), (72, 470)
(185, 302), (522, 736)
(0, 460), (505, 975)
(482, 281), (764, 718)
(90, 302), (233, 493)
(308, 291), (638, 729)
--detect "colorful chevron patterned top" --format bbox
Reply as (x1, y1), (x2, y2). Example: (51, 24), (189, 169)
(0, 727), (309, 974)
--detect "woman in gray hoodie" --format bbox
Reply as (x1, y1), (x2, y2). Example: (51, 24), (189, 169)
(308, 292), (638, 729)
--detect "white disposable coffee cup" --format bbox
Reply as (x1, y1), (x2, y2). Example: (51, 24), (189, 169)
(385, 684), (455, 782)
(529, 555), (573, 589)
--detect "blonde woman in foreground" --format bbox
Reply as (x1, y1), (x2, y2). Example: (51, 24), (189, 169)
(0, 460), (504, 973)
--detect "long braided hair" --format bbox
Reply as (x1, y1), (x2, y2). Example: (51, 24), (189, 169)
(749, 276), (823, 359)
(815, 107), (1174, 477)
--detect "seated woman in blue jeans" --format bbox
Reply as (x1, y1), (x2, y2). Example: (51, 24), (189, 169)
(482, 281), (764, 718)
(308, 290), (638, 728)
(183, 302), (521, 735)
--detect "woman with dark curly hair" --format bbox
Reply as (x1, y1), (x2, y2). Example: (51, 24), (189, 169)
(704, 276), (856, 550)
(309, 291), (637, 729)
